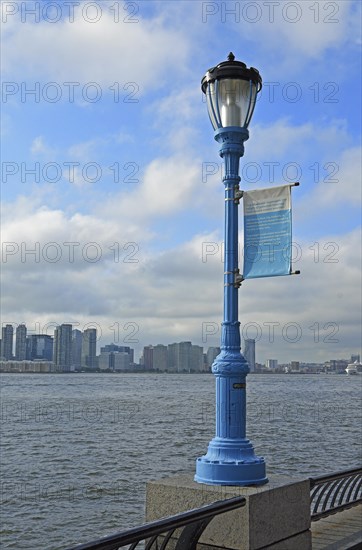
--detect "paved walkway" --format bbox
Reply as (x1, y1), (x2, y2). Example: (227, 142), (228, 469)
(311, 505), (362, 549)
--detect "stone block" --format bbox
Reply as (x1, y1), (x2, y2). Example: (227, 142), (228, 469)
(146, 474), (311, 549)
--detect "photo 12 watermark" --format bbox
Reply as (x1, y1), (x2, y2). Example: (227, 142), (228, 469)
(1, 2), (140, 24)
(2, 161), (140, 185)
(201, 320), (340, 344)
(201, 160), (339, 184)
(201, 240), (340, 264)
(2, 81), (140, 104)
(201, 2), (340, 24)
(1, 241), (140, 264)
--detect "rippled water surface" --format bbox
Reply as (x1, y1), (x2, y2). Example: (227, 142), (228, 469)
(1, 373), (361, 549)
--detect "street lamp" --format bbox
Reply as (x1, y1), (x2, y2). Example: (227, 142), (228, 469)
(195, 53), (267, 486)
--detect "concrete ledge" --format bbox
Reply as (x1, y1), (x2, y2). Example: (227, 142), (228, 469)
(146, 474), (311, 550)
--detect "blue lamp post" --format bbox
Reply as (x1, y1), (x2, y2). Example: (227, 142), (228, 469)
(195, 53), (267, 486)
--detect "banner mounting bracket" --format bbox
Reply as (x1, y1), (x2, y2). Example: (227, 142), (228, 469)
(234, 189), (244, 205)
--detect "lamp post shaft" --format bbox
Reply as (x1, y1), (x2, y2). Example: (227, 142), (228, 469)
(195, 127), (267, 486)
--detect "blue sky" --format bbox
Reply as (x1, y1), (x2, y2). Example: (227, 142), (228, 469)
(1, 0), (361, 363)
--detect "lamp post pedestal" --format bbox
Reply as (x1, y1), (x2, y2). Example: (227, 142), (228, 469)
(195, 127), (267, 486)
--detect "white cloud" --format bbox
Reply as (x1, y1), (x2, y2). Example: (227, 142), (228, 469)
(30, 136), (55, 156)
(1, 3), (190, 90)
(318, 146), (362, 205)
(1, 0), (360, 366)
(296, 145), (362, 223)
(67, 139), (99, 161)
(248, 118), (351, 162)
(98, 153), (201, 220)
(1, 187), (360, 364)
(234, 0), (361, 69)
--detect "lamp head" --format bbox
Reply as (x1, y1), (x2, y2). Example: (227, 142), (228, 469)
(201, 52), (262, 130)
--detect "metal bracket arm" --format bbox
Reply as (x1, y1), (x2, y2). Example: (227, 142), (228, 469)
(234, 271), (244, 288)
(224, 269), (243, 288)
(234, 189), (243, 204)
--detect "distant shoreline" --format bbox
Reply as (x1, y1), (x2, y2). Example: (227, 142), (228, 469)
(0, 370), (343, 375)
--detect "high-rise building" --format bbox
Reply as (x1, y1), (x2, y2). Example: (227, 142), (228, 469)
(206, 347), (221, 369)
(142, 345), (153, 370)
(179, 341), (192, 371)
(1, 324), (14, 360)
(351, 354), (360, 363)
(153, 344), (168, 371)
(98, 351), (112, 370)
(190, 345), (204, 372)
(291, 361), (300, 371)
(113, 352), (130, 371)
(15, 324), (27, 361)
(266, 359), (278, 370)
(167, 343), (178, 372)
(243, 339), (256, 373)
(71, 329), (83, 369)
(167, 342), (195, 372)
(100, 344), (134, 363)
(81, 328), (97, 369)
(27, 335), (53, 361)
(53, 324), (72, 371)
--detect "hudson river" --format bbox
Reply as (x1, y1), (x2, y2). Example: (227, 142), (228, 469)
(1, 373), (361, 549)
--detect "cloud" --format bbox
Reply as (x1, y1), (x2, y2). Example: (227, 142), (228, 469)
(258, 0), (357, 57)
(295, 145), (362, 227)
(1, 0), (360, 367)
(230, 0), (361, 71)
(1, 187), (360, 364)
(30, 136), (55, 156)
(98, 153), (201, 221)
(1, 2), (190, 91)
(248, 118), (351, 163)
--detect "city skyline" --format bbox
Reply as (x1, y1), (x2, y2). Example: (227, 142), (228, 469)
(1, 1), (361, 365)
(0, 322), (359, 370)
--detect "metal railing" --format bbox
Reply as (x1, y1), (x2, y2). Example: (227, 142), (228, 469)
(64, 495), (246, 550)
(63, 468), (362, 549)
(310, 467), (362, 521)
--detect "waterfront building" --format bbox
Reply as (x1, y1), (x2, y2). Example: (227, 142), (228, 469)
(15, 324), (27, 361)
(71, 329), (83, 369)
(142, 345), (154, 370)
(100, 344), (134, 364)
(99, 347), (134, 371)
(81, 328), (97, 369)
(53, 324), (72, 372)
(27, 334), (53, 361)
(114, 352), (130, 371)
(351, 354), (360, 363)
(1, 324), (14, 360)
(118, 346), (134, 364)
(98, 351), (112, 371)
(243, 339), (256, 373)
(324, 359), (348, 374)
(190, 345), (204, 372)
(167, 343), (178, 372)
(153, 345), (168, 371)
(167, 341), (193, 372)
(179, 341), (192, 372)
(266, 359), (278, 370)
(0, 360), (55, 373)
(206, 347), (221, 369)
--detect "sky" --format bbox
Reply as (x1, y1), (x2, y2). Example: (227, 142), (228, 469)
(1, 0), (361, 364)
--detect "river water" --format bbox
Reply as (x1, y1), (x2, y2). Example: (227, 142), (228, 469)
(1, 373), (361, 549)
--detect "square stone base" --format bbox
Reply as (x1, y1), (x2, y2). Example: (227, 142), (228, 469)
(146, 474), (311, 550)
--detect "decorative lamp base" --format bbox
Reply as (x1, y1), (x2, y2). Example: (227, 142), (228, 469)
(195, 438), (268, 486)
